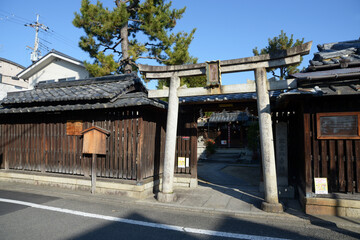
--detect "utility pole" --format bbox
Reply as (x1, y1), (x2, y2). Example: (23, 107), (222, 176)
(25, 14), (49, 62)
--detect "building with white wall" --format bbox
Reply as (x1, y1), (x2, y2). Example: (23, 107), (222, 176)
(0, 58), (28, 100)
(17, 49), (89, 89)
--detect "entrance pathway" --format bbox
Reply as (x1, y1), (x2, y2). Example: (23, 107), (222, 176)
(143, 148), (302, 216)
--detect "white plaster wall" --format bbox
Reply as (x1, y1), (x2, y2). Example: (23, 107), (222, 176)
(0, 60), (28, 88)
(0, 83), (26, 100)
(28, 59), (89, 88)
(0, 60), (23, 76)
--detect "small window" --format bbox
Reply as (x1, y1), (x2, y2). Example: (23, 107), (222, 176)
(0, 74), (2, 83)
(58, 77), (76, 82)
(39, 79), (55, 84)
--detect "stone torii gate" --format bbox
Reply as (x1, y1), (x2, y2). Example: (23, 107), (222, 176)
(139, 42), (312, 212)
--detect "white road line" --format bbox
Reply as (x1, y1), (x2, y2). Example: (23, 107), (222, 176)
(0, 197), (289, 240)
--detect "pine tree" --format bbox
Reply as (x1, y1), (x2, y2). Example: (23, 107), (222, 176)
(157, 75), (206, 89)
(73, 0), (197, 77)
(253, 30), (304, 80)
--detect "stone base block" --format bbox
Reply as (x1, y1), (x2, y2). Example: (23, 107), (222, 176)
(0, 170), (157, 199)
(259, 182), (295, 199)
(157, 192), (177, 203)
(261, 201), (283, 213)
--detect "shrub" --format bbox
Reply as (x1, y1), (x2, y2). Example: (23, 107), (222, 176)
(205, 139), (216, 154)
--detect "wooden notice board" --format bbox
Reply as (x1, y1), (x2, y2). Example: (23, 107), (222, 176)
(81, 126), (110, 155)
(316, 112), (360, 139)
(67, 120), (83, 135)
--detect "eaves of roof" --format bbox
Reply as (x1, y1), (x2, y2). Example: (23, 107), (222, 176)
(0, 92), (166, 114)
(1, 74), (140, 106)
(209, 111), (250, 123)
(179, 91), (281, 104)
(0, 74), (166, 114)
(279, 85), (360, 98)
(291, 67), (360, 80)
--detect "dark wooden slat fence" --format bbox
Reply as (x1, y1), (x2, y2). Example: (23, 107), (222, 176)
(274, 109), (360, 194)
(0, 108), (171, 183)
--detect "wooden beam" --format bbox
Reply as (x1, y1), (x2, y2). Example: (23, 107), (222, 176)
(139, 41), (312, 79)
(139, 41), (312, 74)
(142, 55), (301, 79)
(148, 79), (297, 98)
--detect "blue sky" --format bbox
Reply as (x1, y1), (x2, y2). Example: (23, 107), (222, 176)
(1, 0), (359, 89)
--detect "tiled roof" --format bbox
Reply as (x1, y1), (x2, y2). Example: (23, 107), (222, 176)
(287, 38), (360, 98)
(179, 91), (281, 104)
(209, 111), (251, 123)
(0, 74), (166, 114)
(309, 39), (360, 67)
(2, 74), (139, 105)
(280, 84), (360, 98)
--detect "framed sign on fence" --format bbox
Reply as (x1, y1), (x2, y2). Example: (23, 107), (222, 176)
(316, 112), (360, 139)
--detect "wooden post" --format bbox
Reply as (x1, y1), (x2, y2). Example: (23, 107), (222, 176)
(81, 126), (110, 194)
(157, 73), (180, 202)
(4, 124), (9, 170)
(255, 67), (283, 213)
(304, 113), (313, 194)
(136, 116), (144, 184)
(91, 153), (96, 194)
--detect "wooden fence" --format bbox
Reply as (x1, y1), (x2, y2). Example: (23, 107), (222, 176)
(175, 117), (197, 177)
(303, 113), (360, 193)
(0, 108), (167, 182)
(273, 108), (360, 194)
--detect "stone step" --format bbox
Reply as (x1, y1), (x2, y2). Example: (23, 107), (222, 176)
(215, 148), (245, 154)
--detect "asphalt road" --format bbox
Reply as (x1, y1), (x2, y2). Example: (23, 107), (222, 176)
(1, 189), (360, 240)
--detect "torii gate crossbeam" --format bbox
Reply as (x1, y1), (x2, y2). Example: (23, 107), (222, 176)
(139, 42), (312, 212)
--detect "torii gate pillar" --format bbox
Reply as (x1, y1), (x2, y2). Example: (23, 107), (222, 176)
(157, 74), (180, 202)
(255, 68), (283, 213)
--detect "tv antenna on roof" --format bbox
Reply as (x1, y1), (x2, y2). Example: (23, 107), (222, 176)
(25, 14), (49, 62)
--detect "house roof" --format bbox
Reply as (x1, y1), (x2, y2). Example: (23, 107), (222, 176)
(281, 84), (360, 97)
(209, 111), (252, 123)
(179, 91), (281, 104)
(306, 38), (360, 70)
(0, 74), (166, 114)
(0, 57), (25, 69)
(283, 38), (360, 99)
(81, 126), (110, 135)
(17, 49), (85, 79)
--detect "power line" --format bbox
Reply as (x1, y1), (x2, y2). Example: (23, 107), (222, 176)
(0, 10), (32, 23)
(43, 29), (79, 50)
(2, 10), (81, 57)
(0, 13), (27, 26)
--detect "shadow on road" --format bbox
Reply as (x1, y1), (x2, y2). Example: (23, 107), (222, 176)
(71, 211), (330, 240)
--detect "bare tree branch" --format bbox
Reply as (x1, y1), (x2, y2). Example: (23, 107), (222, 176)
(129, 19), (143, 23)
(145, 42), (163, 47)
(137, 55), (169, 62)
(271, 70), (280, 79)
(116, 0), (129, 7)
